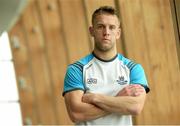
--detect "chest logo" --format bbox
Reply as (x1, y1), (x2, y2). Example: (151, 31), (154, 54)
(116, 76), (128, 85)
(87, 78), (97, 84)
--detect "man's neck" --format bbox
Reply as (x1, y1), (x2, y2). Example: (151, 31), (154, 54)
(93, 49), (117, 61)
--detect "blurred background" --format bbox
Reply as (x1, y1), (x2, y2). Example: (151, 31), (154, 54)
(0, 0), (179, 125)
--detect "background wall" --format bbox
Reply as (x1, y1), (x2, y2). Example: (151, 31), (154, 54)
(8, 0), (180, 125)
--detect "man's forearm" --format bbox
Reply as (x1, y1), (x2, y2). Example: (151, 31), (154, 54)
(84, 92), (146, 115)
(64, 91), (109, 123)
(69, 102), (108, 122)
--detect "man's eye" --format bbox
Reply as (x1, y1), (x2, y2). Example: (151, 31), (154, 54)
(97, 25), (103, 29)
(110, 26), (116, 30)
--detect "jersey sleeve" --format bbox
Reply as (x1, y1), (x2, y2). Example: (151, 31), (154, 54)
(63, 64), (85, 96)
(130, 64), (150, 93)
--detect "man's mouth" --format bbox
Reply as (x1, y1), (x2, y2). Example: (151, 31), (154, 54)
(102, 38), (110, 41)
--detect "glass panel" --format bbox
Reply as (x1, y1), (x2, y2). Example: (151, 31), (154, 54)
(0, 61), (19, 101)
(0, 31), (22, 125)
(0, 102), (22, 126)
(0, 32), (12, 60)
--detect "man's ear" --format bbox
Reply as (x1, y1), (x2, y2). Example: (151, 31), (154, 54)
(116, 28), (121, 39)
(89, 26), (94, 37)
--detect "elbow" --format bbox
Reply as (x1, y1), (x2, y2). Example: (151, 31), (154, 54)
(127, 93), (146, 115)
(128, 104), (143, 115)
(131, 108), (142, 115)
(69, 111), (85, 123)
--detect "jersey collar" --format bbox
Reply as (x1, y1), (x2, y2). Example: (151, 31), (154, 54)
(92, 52), (118, 62)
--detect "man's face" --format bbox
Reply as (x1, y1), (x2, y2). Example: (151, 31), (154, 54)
(90, 14), (121, 52)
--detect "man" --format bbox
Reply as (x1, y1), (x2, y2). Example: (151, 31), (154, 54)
(63, 6), (150, 125)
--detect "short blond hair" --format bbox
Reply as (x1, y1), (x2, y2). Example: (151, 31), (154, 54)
(92, 6), (119, 25)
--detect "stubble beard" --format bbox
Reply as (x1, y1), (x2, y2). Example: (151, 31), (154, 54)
(94, 41), (115, 52)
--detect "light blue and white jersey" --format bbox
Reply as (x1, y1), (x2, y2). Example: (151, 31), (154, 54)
(63, 53), (150, 125)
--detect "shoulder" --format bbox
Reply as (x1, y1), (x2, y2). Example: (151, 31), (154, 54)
(117, 54), (149, 92)
(69, 53), (94, 67)
(117, 54), (145, 74)
(117, 53), (139, 69)
(66, 53), (94, 74)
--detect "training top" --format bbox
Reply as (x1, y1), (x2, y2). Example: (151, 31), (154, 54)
(63, 52), (150, 125)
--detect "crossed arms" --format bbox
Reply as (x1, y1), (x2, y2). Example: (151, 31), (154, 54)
(64, 84), (146, 123)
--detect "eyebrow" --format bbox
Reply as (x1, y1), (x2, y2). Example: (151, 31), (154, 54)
(96, 23), (117, 28)
(96, 22), (116, 26)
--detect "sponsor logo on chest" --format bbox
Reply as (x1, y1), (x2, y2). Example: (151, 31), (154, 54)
(87, 78), (97, 84)
(86, 76), (128, 85)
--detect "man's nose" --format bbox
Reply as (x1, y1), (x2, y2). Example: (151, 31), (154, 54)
(103, 27), (110, 35)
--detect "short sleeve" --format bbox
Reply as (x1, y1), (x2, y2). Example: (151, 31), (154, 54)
(130, 64), (150, 93)
(63, 64), (85, 96)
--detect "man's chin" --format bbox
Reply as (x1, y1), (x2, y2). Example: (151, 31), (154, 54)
(98, 46), (112, 52)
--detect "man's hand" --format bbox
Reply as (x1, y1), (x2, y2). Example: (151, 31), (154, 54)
(116, 84), (145, 97)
